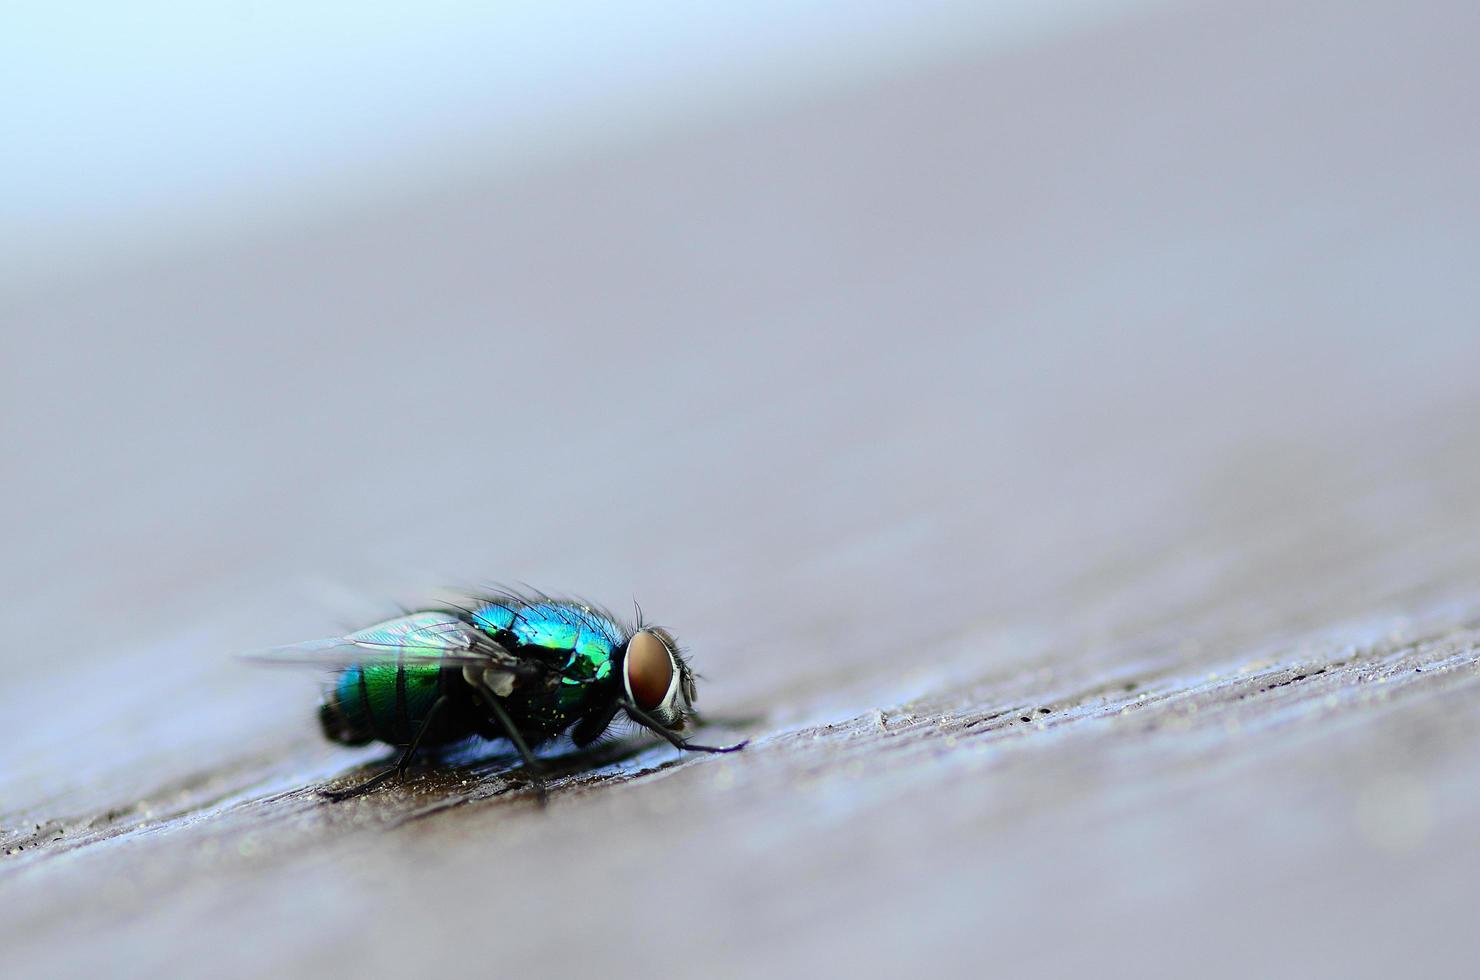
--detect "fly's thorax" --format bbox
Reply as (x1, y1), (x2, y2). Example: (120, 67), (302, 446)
(465, 599), (620, 708)
(621, 627), (696, 729)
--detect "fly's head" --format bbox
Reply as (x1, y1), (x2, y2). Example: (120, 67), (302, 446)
(620, 626), (697, 730)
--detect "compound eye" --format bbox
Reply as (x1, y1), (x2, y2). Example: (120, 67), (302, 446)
(624, 630), (674, 711)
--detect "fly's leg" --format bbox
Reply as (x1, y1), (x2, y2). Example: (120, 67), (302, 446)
(621, 699), (749, 754)
(474, 682), (549, 805)
(319, 765), (398, 802)
(320, 696), (449, 802)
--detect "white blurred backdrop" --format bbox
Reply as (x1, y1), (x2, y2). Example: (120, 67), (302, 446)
(3, 0), (1156, 292)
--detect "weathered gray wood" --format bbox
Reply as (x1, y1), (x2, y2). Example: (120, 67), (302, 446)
(4, 0), (1479, 976)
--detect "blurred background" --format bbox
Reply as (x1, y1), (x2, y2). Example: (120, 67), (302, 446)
(4, 0), (1480, 976)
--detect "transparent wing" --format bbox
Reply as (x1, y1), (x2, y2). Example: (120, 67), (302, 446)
(239, 612), (510, 669)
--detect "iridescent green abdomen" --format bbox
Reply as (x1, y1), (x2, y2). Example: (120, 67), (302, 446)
(329, 661), (445, 745)
(318, 612), (476, 747)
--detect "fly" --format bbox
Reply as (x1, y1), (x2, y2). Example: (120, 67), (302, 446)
(243, 591), (746, 800)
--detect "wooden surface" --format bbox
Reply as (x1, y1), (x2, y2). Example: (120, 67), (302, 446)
(4, 0), (1480, 976)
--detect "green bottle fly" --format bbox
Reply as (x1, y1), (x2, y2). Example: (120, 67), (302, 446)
(245, 592), (745, 800)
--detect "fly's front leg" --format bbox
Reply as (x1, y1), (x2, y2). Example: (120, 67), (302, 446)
(621, 699), (749, 754)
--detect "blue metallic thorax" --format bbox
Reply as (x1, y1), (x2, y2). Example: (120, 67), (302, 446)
(469, 600), (626, 724)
